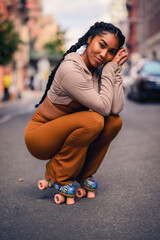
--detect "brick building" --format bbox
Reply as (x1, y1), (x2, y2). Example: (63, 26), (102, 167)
(0, 0), (31, 97)
(137, 0), (160, 60)
(126, 0), (160, 63)
(126, 0), (139, 63)
(0, 0), (59, 98)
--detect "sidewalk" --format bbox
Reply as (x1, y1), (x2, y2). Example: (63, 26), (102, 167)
(0, 90), (42, 109)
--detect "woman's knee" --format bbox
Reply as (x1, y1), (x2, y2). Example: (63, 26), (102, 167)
(110, 115), (122, 131)
(85, 112), (104, 133)
(104, 115), (122, 137)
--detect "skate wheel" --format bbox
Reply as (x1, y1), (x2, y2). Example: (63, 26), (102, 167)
(38, 180), (48, 190)
(66, 197), (75, 205)
(87, 191), (95, 198)
(54, 194), (65, 204)
(76, 188), (86, 198)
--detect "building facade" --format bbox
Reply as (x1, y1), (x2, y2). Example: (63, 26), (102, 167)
(126, 0), (160, 62)
(0, 0), (32, 97)
(110, 0), (128, 39)
(0, 0), (59, 97)
(137, 0), (160, 60)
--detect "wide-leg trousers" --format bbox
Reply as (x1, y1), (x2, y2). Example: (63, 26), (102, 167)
(24, 110), (122, 186)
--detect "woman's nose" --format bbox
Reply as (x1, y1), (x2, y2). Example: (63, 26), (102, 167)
(100, 49), (108, 59)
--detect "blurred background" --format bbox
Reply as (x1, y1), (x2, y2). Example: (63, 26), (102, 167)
(0, 0), (160, 103)
(0, 2), (160, 239)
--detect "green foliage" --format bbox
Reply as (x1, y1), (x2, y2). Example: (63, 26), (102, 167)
(43, 29), (66, 58)
(0, 15), (22, 66)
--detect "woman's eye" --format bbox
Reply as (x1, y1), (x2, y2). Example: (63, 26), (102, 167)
(109, 50), (115, 55)
(99, 43), (105, 48)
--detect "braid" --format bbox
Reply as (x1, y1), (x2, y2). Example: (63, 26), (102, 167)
(35, 21), (125, 108)
(35, 32), (90, 108)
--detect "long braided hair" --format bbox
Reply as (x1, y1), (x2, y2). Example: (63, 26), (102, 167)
(35, 22), (125, 108)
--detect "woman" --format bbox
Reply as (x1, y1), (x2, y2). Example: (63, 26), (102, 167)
(24, 22), (128, 204)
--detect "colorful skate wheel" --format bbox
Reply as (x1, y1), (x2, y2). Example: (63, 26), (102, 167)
(76, 188), (87, 198)
(38, 180), (48, 190)
(66, 197), (75, 205)
(54, 194), (65, 204)
(87, 191), (95, 198)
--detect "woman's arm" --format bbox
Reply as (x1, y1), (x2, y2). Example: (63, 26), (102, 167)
(59, 49), (128, 117)
(110, 66), (124, 115)
(110, 48), (128, 115)
(59, 61), (118, 116)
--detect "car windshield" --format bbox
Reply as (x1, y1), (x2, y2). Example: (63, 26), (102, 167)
(142, 61), (160, 75)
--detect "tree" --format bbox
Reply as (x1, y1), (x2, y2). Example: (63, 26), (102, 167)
(0, 15), (22, 66)
(43, 29), (66, 58)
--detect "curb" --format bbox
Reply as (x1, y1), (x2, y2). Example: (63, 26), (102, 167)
(0, 90), (42, 109)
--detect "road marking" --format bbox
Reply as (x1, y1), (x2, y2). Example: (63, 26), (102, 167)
(0, 114), (12, 124)
(0, 106), (35, 125)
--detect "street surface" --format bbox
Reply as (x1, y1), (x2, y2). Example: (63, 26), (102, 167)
(0, 93), (160, 240)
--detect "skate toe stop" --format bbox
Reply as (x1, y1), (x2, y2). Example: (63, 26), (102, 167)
(66, 197), (75, 205)
(87, 191), (95, 198)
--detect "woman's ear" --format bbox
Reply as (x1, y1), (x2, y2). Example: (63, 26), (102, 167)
(88, 36), (92, 45)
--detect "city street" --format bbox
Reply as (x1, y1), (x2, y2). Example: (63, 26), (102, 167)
(0, 95), (160, 240)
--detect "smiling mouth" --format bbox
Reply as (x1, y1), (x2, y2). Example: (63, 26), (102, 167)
(95, 57), (103, 64)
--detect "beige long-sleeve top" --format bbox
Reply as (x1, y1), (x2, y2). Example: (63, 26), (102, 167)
(47, 52), (124, 117)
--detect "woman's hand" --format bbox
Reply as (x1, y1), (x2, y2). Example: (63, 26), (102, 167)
(111, 48), (128, 66)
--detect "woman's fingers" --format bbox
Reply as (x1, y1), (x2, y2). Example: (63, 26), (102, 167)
(111, 48), (128, 65)
(117, 48), (128, 65)
(117, 47), (126, 55)
(118, 55), (128, 66)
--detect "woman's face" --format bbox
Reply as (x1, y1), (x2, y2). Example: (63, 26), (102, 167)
(81, 31), (119, 71)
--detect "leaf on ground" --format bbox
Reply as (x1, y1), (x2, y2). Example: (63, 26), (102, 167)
(17, 178), (23, 182)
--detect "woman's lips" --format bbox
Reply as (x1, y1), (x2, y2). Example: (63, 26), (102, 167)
(94, 56), (103, 64)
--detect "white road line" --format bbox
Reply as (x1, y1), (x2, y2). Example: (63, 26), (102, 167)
(0, 106), (35, 125)
(0, 114), (12, 124)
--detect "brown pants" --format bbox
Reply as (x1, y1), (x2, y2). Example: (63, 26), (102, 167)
(24, 110), (122, 186)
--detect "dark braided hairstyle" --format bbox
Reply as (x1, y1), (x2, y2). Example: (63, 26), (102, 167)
(35, 22), (125, 108)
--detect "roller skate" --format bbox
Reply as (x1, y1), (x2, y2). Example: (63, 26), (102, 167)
(38, 173), (76, 205)
(76, 177), (98, 199)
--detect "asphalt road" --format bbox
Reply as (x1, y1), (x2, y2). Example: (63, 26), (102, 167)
(0, 96), (160, 240)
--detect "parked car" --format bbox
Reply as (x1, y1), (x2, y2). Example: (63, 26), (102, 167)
(126, 60), (160, 102)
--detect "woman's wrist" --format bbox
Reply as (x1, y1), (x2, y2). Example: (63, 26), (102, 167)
(111, 60), (119, 65)
(103, 61), (118, 70)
